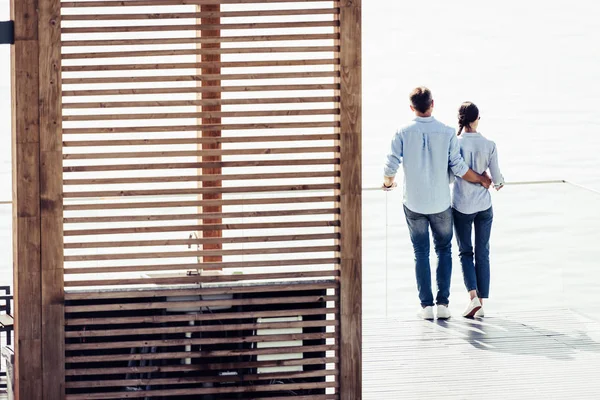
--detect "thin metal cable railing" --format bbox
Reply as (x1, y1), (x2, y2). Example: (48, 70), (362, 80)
(366, 179), (600, 317)
(2, 178), (596, 204)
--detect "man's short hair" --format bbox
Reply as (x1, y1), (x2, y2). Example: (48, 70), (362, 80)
(409, 87), (433, 113)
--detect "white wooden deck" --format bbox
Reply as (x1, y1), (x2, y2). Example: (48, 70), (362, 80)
(364, 309), (600, 399)
(361, 181), (600, 399)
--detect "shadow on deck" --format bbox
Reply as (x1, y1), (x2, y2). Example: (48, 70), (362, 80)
(364, 309), (600, 399)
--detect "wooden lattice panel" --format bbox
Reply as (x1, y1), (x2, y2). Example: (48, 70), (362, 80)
(64, 283), (338, 398)
(59, 0), (344, 398)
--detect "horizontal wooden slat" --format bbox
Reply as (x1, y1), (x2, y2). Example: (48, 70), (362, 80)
(66, 392), (338, 400)
(63, 133), (339, 147)
(202, 396), (337, 400)
(67, 322), (337, 340)
(63, 146), (339, 160)
(62, 46), (339, 59)
(61, 0), (336, 7)
(62, 96), (339, 109)
(209, 395), (337, 400)
(65, 232), (338, 248)
(66, 371), (336, 390)
(64, 244), (340, 261)
(63, 183), (339, 198)
(64, 208), (339, 223)
(65, 269), (339, 287)
(61, 33), (339, 47)
(62, 21), (338, 35)
(63, 85), (339, 98)
(63, 195), (339, 211)
(63, 107), (338, 121)
(64, 220), (339, 237)
(63, 171), (339, 185)
(62, 58), (339, 72)
(66, 331), (336, 350)
(63, 70), (338, 85)
(65, 305), (336, 325)
(65, 369), (336, 389)
(65, 343), (337, 363)
(65, 356), (338, 375)
(66, 320), (337, 339)
(64, 280), (337, 299)
(65, 381), (337, 400)
(64, 257), (340, 275)
(62, 8), (339, 21)
(63, 159), (339, 172)
(65, 294), (337, 313)
(65, 246), (338, 262)
(62, 121), (338, 134)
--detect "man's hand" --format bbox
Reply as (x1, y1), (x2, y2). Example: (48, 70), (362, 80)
(382, 176), (397, 191)
(461, 169), (492, 188)
(479, 172), (492, 189)
(382, 182), (397, 191)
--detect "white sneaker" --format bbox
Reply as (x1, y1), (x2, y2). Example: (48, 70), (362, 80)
(436, 305), (451, 320)
(418, 306), (434, 320)
(474, 307), (485, 318)
(462, 297), (482, 318)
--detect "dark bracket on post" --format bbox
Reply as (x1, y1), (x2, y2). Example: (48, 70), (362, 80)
(0, 21), (14, 45)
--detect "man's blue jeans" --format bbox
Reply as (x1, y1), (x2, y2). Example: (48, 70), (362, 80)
(452, 206), (493, 298)
(403, 205), (454, 307)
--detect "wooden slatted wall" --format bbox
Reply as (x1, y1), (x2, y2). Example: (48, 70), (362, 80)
(55, 0), (360, 398)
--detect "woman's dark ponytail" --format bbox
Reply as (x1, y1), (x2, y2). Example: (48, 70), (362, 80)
(457, 102), (479, 136)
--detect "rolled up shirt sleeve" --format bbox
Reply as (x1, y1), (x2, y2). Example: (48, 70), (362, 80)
(489, 143), (505, 185)
(384, 130), (403, 177)
(448, 131), (469, 177)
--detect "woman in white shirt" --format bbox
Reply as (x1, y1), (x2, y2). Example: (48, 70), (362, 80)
(452, 102), (504, 318)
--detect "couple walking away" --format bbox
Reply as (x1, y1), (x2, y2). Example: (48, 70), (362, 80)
(383, 87), (504, 320)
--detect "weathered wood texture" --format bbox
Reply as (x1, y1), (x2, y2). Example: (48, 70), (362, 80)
(338, 1), (362, 400)
(39, 0), (65, 399)
(11, 10), (43, 397)
(363, 310), (600, 400)
(55, 0), (358, 397)
(60, 0), (342, 288)
(198, 3), (222, 263)
(11, 0), (65, 399)
(63, 282), (339, 398)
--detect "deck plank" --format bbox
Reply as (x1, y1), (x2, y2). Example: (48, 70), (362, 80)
(363, 309), (600, 399)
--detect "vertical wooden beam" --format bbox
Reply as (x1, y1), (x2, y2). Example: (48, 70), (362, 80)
(338, 1), (362, 399)
(198, 4), (222, 264)
(11, 0), (43, 398)
(12, 0), (64, 398)
(39, 0), (65, 398)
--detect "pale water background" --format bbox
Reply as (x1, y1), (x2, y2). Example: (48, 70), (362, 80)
(0, 0), (599, 317)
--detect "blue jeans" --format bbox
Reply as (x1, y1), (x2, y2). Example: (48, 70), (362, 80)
(403, 206), (454, 307)
(452, 206), (493, 298)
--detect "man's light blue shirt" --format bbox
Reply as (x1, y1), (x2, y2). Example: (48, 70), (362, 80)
(384, 116), (470, 215)
(452, 132), (505, 214)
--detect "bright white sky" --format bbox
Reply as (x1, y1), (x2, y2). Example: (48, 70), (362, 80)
(1, 0), (600, 199)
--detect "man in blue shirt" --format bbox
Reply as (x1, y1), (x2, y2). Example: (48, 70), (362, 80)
(383, 87), (491, 320)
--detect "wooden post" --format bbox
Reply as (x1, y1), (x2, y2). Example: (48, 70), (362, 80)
(39, 0), (65, 398)
(11, 0), (64, 398)
(198, 5), (222, 264)
(11, 0), (42, 398)
(338, 1), (362, 399)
